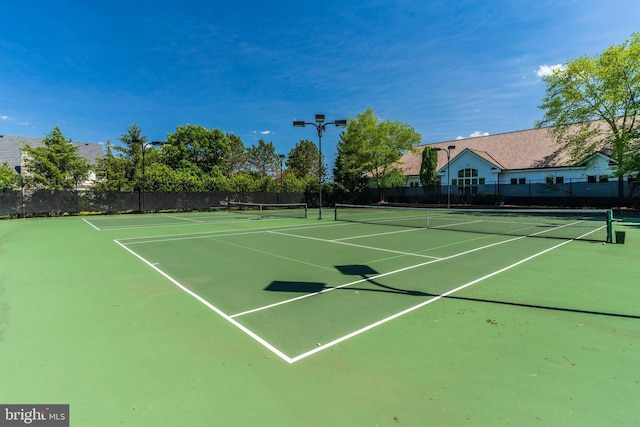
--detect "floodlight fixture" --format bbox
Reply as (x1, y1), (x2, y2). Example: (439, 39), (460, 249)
(293, 120), (306, 127)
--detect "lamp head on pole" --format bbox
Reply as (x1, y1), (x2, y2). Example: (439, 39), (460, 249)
(315, 114), (325, 123)
(334, 119), (347, 127)
(293, 120), (306, 128)
(448, 145), (456, 151)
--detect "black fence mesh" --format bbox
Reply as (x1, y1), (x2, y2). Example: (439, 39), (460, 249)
(0, 189), (308, 217)
(1, 180), (638, 217)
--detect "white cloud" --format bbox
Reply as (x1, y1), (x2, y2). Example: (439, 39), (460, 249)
(536, 64), (565, 77)
(260, 130), (272, 135)
(17, 122), (29, 126)
(1, 115), (10, 121)
(456, 131), (489, 140)
(470, 131), (489, 138)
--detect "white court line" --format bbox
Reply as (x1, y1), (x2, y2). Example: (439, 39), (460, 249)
(82, 217), (101, 230)
(166, 215), (205, 223)
(231, 234), (527, 318)
(269, 230), (442, 260)
(118, 222), (349, 245)
(288, 234), (583, 363)
(114, 239), (295, 364)
(332, 227), (417, 241)
(85, 216), (281, 231)
(234, 220), (599, 320)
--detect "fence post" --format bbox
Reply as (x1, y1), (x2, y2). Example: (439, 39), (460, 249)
(607, 209), (614, 243)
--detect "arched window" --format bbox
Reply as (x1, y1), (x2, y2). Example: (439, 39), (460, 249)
(453, 168), (484, 195)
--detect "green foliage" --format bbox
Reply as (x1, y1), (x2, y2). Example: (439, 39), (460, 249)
(287, 139), (322, 179)
(419, 146), (439, 186)
(94, 140), (132, 191)
(334, 108), (421, 193)
(162, 125), (231, 174)
(22, 126), (90, 190)
(380, 168), (407, 187)
(223, 133), (247, 177)
(333, 148), (366, 192)
(115, 123), (148, 184)
(0, 162), (19, 189)
(536, 32), (640, 180)
(94, 123), (314, 194)
(229, 172), (260, 192)
(144, 162), (204, 192)
(279, 171), (312, 193)
(247, 139), (278, 177)
(287, 139), (319, 178)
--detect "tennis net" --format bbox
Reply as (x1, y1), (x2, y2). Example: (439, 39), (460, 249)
(227, 201), (308, 219)
(334, 204), (613, 242)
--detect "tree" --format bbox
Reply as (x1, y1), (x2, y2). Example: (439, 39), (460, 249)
(536, 32), (640, 197)
(223, 133), (247, 177)
(116, 123), (148, 186)
(247, 139), (278, 177)
(334, 108), (421, 196)
(334, 149), (367, 192)
(286, 139), (323, 180)
(419, 146), (439, 187)
(22, 126), (90, 190)
(162, 125), (230, 175)
(94, 139), (131, 191)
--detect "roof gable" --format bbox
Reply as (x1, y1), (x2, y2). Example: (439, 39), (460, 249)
(464, 148), (506, 170)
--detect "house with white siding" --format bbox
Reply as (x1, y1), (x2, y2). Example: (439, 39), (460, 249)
(394, 124), (623, 200)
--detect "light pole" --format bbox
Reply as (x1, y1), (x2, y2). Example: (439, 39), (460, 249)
(278, 154), (285, 198)
(140, 141), (164, 213)
(14, 164), (24, 218)
(293, 114), (347, 219)
(435, 145), (456, 208)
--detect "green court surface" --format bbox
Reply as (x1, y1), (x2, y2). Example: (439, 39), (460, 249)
(1, 210), (639, 426)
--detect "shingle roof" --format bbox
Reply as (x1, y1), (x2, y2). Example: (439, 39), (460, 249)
(396, 125), (598, 176)
(0, 134), (103, 169)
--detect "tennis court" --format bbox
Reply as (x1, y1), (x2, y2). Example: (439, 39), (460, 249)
(2, 206), (639, 426)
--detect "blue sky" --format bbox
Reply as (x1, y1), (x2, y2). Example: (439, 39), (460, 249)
(1, 0), (638, 169)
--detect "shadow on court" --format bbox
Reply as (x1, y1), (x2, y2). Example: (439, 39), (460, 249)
(264, 264), (640, 320)
(264, 264), (429, 297)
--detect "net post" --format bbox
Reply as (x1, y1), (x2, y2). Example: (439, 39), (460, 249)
(606, 209), (614, 243)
